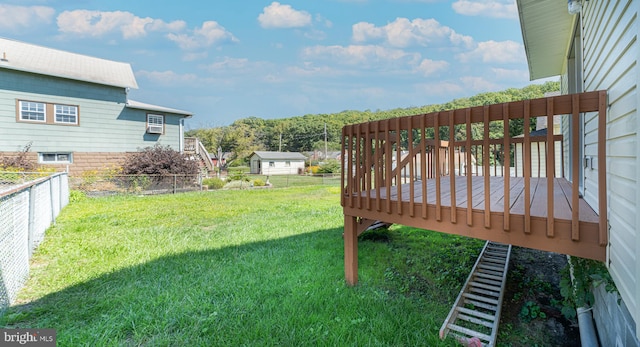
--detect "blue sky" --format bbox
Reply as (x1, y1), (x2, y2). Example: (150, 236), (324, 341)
(0, 0), (547, 128)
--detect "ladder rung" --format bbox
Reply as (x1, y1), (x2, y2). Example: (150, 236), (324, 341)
(470, 281), (502, 292)
(475, 271), (503, 281)
(447, 324), (492, 342)
(483, 257), (506, 265)
(457, 313), (496, 329)
(482, 257), (506, 265)
(473, 277), (502, 287)
(478, 263), (505, 272)
(477, 269), (504, 278)
(463, 298), (498, 311)
(463, 293), (499, 305)
(469, 287), (500, 298)
(456, 307), (496, 321)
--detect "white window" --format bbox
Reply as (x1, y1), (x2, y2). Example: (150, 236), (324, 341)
(147, 114), (164, 134)
(269, 161), (275, 167)
(19, 101), (46, 122)
(285, 161), (291, 167)
(54, 104), (78, 124)
(39, 153), (72, 164)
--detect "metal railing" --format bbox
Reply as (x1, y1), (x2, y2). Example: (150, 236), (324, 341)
(0, 172), (69, 313)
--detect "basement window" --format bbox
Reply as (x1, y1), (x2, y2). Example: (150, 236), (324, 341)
(39, 153), (72, 164)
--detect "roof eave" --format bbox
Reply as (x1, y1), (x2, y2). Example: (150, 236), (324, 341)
(516, 0), (577, 80)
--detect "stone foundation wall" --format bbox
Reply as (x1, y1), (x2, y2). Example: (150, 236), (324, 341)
(593, 283), (640, 346)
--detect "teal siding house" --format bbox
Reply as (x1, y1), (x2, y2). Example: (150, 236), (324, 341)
(0, 37), (193, 174)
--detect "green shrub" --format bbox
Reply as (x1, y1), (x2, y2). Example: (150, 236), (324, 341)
(203, 177), (225, 190)
(317, 159), (340, 174)
(252, 179), (265, 187)
(69, 190), (87, 203)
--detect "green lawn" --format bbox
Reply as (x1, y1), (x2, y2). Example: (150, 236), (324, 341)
(2, 186), (483, 346)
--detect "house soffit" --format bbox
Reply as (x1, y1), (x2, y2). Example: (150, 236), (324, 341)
(517, 0), (576, 80)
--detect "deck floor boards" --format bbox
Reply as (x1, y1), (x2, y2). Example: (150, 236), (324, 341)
(356, 176), (598, 223)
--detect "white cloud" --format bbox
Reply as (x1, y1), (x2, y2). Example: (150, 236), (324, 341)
(352, 17), (473, 49)
(258, 2), (312, 29)
(490, 67), (529, 81)
(415, 82), (464, 96)
(460, 76), (500, 91)
(57, 10), (186, 39)
(204, 57), (250, 72)
(0, 5), (55, 31)
(452, 1), (517, 19)
(136, 70), (198, 85)
(167, 21), (238, 50)
(302, 44), (420, 67)
(457, 40), (524, 63)
(415, 59), (449, 76)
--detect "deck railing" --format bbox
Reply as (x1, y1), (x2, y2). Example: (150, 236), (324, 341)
(184, 137), (215, 171)
(341, 91), (607, 249)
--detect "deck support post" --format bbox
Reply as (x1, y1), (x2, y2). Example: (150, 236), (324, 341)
(344, 214), (359, 286)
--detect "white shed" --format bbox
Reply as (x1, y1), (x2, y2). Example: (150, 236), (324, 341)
(249, 151), (306, 175)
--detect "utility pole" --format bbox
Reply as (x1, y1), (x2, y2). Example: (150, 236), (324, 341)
(324, 123), (328, 160)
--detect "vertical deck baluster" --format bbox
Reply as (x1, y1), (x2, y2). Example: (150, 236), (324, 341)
(466, 109), (473, 226)
(409, 117), (415, 217)
(421, 115), (428, 219)
(347, 125), (354, 208)
(341, 126), (346, 207)
(435, 113), (442, 221)
(385, 119), (392, 213)
(546, 99), (555, 238)
(483, 106), (491, 228)
(355, 124), (362, 209)
(375, 121), (382, 212)
(449, 111), (457, 223)
(524, 101), (531, 234)
(503, 104), (510, 231)
(514, 143), (518, 177)
(365, 121), (372, 211)
(598, 91), (607, 246)
(396, 117), (403, 215)
(537, 142), (541, 178)
(571, 94), (580, 240)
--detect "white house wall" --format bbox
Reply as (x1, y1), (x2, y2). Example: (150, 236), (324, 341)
(580, 0), (639, 335)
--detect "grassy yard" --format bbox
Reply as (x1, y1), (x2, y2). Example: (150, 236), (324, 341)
(2, 185), (483, 346)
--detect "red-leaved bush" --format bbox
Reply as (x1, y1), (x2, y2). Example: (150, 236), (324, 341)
(122, 144), (199, 176)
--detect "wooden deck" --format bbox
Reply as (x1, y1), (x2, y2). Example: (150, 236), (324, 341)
(341, 91), (608, 285)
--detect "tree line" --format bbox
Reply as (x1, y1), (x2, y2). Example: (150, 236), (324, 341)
(186, 81), (560, 166)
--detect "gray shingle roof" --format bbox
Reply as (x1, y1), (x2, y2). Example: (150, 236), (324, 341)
(0, 37), (138, 89)
(252, 151), (307, 160)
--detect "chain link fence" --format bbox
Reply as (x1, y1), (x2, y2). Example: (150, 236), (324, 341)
(70, 174), (203, 197)
(0, 172), (69, 313)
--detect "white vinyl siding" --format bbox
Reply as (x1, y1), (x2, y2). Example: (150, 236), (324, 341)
(580, 0), (639, 334)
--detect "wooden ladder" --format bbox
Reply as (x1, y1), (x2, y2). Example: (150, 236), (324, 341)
(439, 241), (512, 347)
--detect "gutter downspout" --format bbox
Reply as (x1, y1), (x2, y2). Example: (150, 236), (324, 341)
(567, 255), (599, 347)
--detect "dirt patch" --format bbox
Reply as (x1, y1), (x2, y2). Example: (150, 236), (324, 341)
(499, 247), (580, 346)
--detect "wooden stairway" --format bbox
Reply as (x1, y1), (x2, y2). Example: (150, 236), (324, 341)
(439, 241), (512, 347)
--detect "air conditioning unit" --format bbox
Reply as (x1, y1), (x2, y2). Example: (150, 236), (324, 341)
(147, 125), (163, 134)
